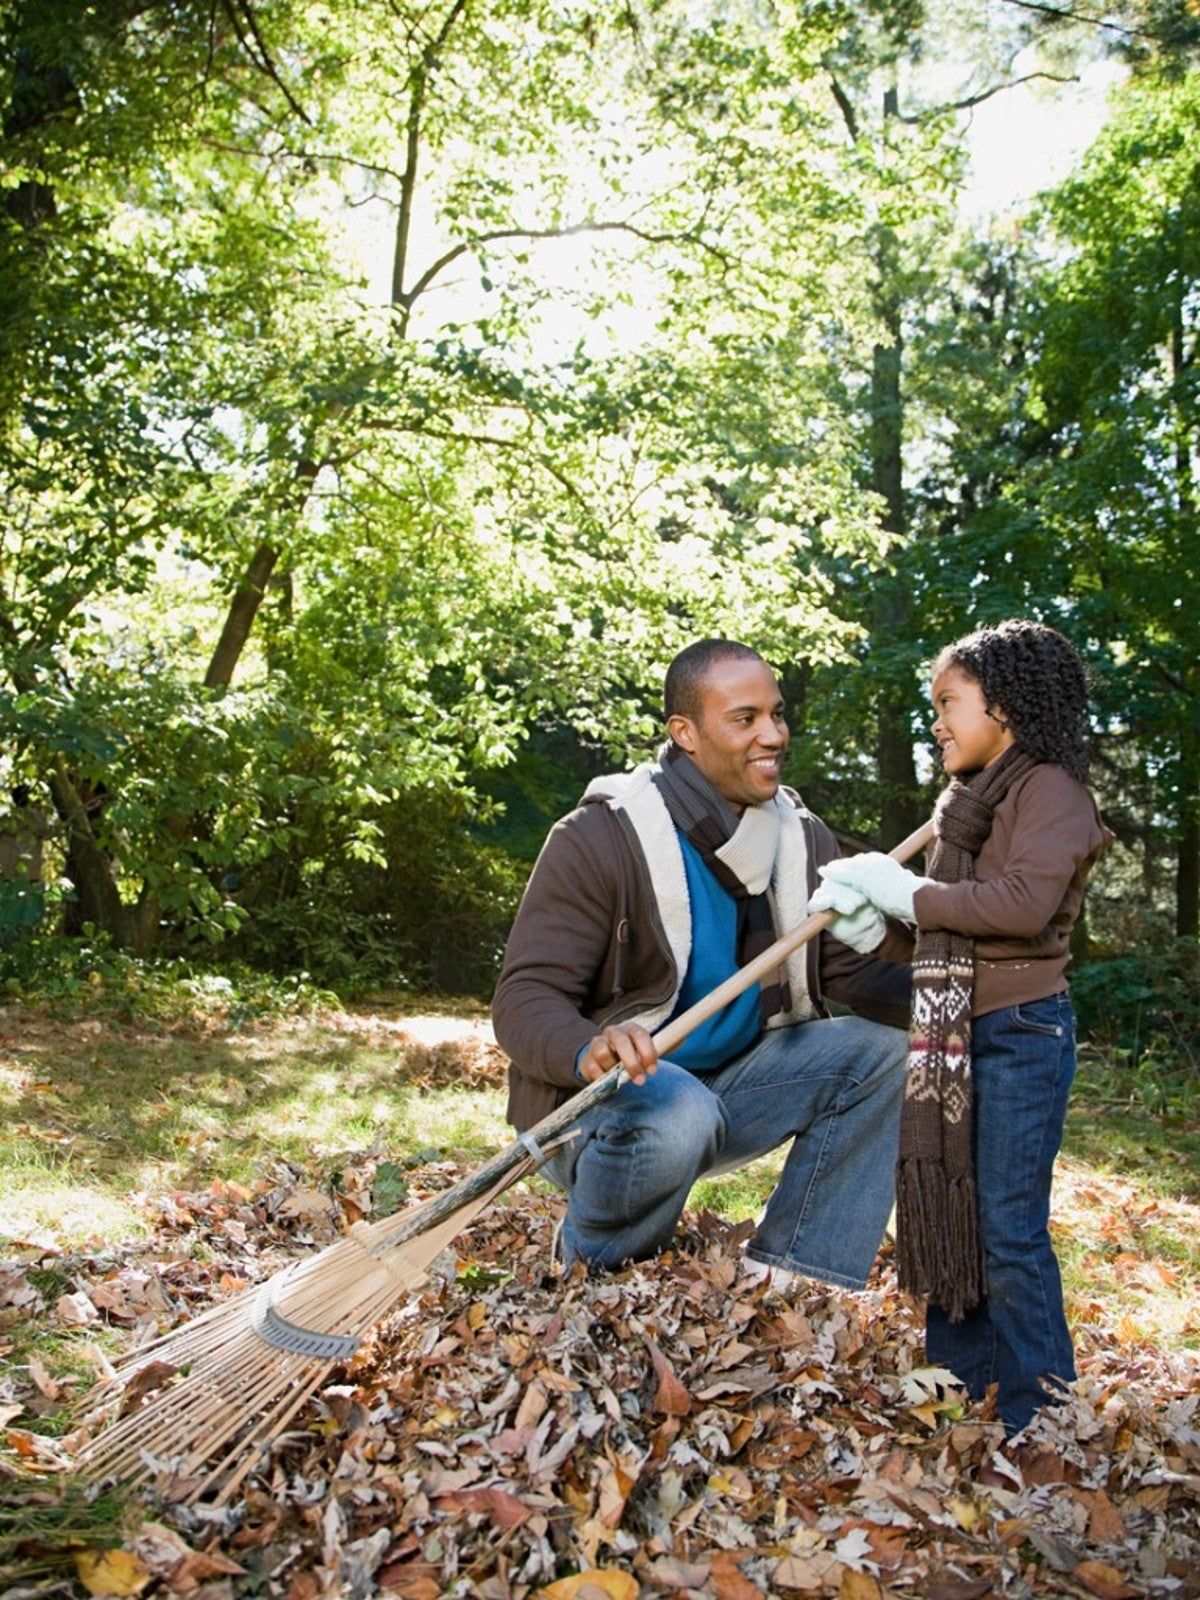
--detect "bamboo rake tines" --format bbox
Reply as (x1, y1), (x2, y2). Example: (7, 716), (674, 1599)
(76, 1168), (529, 1504)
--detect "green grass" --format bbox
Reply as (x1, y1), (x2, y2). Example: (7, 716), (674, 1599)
(0, 1479), (131, 1590)
(1, 1012), (509, 1246)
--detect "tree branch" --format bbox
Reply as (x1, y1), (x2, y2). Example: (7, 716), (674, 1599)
(201, 138), (408, 186)
(828, 74), (859, 142)
(392, 0), (472, 327)
(998, 0), (1159, 40)
(896, 70), (1078, 122)
(401, 218), (732, 313)
(220, 0), (313, 125)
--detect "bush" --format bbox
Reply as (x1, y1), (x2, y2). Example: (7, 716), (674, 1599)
(0, 925), (337, 1028)
(1072, 939), (1199, 1115)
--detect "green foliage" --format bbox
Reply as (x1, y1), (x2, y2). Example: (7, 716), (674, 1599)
(0, 0), (1195, 983)
(1072, 941), (1199, 1106)
(371, 1161), (409, 1219)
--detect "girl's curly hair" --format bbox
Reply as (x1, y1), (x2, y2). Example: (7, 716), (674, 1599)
(934, 619), (1091, 782)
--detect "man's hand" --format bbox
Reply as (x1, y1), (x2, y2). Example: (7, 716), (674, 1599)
(577, 1022), (659, 1086)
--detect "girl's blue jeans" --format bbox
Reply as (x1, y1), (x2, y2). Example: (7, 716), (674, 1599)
(543, 1015), (907, 1290)
(926, 992), (1078, 1436)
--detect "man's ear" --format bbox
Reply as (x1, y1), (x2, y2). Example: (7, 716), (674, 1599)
(667, 714), (696, 753)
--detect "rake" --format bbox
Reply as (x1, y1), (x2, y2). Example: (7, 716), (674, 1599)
(75, 818), (933, 1502)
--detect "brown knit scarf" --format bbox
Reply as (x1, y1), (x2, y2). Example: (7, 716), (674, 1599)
(896, 745), (1041, 1321)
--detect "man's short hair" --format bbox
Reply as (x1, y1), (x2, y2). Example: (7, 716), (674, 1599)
(663, 639), (765, 722)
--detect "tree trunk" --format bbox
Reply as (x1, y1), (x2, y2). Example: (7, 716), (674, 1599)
(204, 543), (282, 689)
(1170, 301), (1198, 938)
(868, 104), (920, 848)
(1177, 804), (1199, 940)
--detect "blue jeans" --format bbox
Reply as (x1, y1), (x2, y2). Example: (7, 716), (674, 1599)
(543, 1015), (907, 1289)
(926, 993), (1077, 1436)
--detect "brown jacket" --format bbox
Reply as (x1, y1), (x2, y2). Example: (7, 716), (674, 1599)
(912, 764), (1110, 1017)
(493, 786), (912, 1130)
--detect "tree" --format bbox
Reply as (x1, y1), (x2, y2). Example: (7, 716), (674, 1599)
(1, 0), (898, 968)
(1029, 66), (1200, 935)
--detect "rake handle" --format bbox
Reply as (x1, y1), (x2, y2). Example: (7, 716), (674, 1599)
(381, 816), (934, 1246)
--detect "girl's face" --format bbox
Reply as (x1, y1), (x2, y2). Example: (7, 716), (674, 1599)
(930, 665), (1015, 776)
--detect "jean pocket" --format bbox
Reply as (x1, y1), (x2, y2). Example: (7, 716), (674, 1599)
(1011, 999), (1067, 1038)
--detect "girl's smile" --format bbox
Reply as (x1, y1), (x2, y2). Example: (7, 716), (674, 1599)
(930, 666), (1016, 775)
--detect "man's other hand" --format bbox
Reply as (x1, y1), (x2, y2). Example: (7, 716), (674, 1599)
(577, 1022), (659, 1086)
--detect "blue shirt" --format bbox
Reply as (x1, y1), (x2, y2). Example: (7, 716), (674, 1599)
(666, 833), (762, 1072)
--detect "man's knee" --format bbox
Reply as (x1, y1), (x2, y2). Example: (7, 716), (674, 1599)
(590, 1064), (724, 1174)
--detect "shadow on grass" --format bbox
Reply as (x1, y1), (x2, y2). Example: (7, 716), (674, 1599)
(1, 1013), (511, 1219)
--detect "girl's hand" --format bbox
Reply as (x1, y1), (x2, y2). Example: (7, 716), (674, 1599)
(807, 877), (888, 953)
(818, 853), (933, 924)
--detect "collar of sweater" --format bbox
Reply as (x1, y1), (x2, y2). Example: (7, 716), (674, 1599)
(582, 763), (817, 1034)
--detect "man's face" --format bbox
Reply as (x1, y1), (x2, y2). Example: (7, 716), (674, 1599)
(668, 656), (789, 812)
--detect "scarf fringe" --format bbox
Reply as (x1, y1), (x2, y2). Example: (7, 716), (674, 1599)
(895, 1157), (986, 1323)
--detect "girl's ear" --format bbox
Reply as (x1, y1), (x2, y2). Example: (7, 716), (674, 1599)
(986, 703), (1011, 732)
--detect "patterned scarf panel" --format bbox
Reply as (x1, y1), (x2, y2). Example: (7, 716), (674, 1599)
(896, 745), (1041, 1321)
(653, 743), (789, 1025)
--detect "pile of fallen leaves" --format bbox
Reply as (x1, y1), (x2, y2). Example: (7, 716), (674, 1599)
(2, 1160), (1198, 1600)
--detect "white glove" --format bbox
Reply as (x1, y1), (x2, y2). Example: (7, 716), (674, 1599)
(807, 876), (887, 954)
(817, 852), (934, 924)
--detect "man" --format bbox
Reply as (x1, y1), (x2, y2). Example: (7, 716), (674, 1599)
(492, 640), (912, 1289)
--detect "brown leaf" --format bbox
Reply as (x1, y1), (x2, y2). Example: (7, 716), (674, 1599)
(118, 1360), (181, 1418)
(596, 1457), (637, 1530)
(644, 1557), (712, 1591)
(277, 1188), (337, 1219)
(711, 1551), (766, 1600)
(1073, 1561), (1139, 1600)
(56, 1289), (99, 1326)
(171, 1548), (248, 1588)
(27, 1355), (60, 1401)
(647, 1340), (691, 1416)
(773, 1552), (843, 1592)
(920, 1579), (995, 1600)
(838, 1574), (881, 1600)
(435, 1488), (531, 1531)
(1086, 1489), (1128, 1545)
(378, 1559), (442, 1599)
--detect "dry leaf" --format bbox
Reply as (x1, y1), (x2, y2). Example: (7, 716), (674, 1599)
(774, 1552), (843, 1592)
(538, 1570), (638, 1600)
(277, 1188), (336, 1219)
(56, 1289), (99, 1325)
(27, 1354), (60, 1400)
(1073, 1560), (1138, 1600)
(74, 1548), (152, 1597)
(647, 1340), (692, 1417)
(117, 1359), (180, 1417)
(1086, 1489), (1128, 1544)
(838, 1573), (881, 1600)
(711, 1550), (766, 1600)
(436, 1488), (531, 1531)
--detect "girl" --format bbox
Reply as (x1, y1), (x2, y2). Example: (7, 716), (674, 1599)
(812, 619), (1110, 1438)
